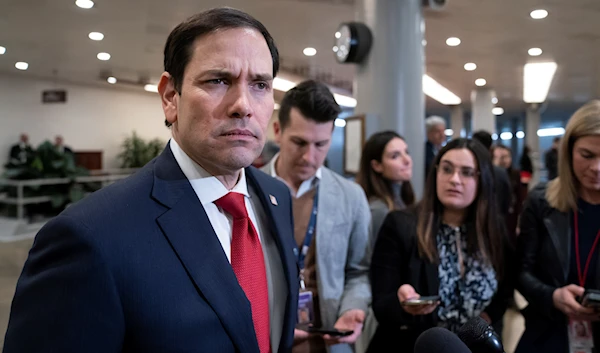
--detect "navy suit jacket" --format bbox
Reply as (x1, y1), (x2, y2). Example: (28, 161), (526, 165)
(4, 147), (299, 353)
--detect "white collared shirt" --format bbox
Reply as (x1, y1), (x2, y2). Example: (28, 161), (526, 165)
(269, 153), (322, 198)
(170, 139), (261, 261)
(169, 139), (285, 351)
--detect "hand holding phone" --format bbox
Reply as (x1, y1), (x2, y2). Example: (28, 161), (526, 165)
(578, 289), (600, 309)
(398, 284), (440, 316)
(306, 327), (354, 337)
(402, 295), (441, 306)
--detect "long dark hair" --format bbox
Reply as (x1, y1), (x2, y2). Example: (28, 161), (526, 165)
(416, 138), (504, 277)
(356, 131), (415, 210)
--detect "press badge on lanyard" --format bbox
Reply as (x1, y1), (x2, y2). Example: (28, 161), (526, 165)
(297, 187), (318, 325)
(568, 212), (600, 353)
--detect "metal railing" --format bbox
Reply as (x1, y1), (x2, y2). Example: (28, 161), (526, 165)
(0, 169), (138, 222)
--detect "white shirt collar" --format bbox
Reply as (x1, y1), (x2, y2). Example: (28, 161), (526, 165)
(268, 152), (322, 198)
(169, 139), (249, 205)
(269, 153), (322, 181)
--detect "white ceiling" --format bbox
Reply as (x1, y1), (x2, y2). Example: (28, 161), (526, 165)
(1, 0), (598, 113)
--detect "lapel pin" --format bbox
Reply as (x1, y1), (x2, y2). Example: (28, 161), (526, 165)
(269, 194), (278, 206)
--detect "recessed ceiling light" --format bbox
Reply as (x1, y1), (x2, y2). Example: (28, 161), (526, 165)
(500, 132), (513, 140)
(422, 39), (427, 46)
(75, 0), (94, 9)
(516, 131), (525, 139)
(446, 37), (461, 46)
(444, 129), (454, 136)
(97, 52), (111, 61)
(303, 47), (317, 56)
(528, 47), (543, 56)
(475, 78), (487, 86)
(15, 62), (28, 71)
(144, 84), (158, 93)
(332, 46), (338, 52)
(530, 9), (548, 19)
(335, 32), (341, 39)
(492, 133), (498, 141)
(492, 107), (504, 115)
(89, 32), (104, 41)
(464, 63), (477, 71)
(492, 97), (498, 104)
(0, 46), (5, 55)
(107, 77), (117, 84)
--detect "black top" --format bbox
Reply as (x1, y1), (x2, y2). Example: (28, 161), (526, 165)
(516, 185), (600, 353)
(545, 149), (559, 180)
(367, 208), (512, 353)
(568, 199), (600, 287)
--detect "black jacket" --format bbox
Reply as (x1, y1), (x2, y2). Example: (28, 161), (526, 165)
(545, 148), (559, 180)
(368, 208), (513, 353)
(494, 165), (511, 216)
(516, 184), (600, 353)
(425, 141), (436, 180)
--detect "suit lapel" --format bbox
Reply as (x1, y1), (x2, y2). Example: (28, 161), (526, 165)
(543, 210), (571, 284)
(245, 167), (296, 291)
(315, 169), (340, 259)
(151, 147), (258, 353)
(246, 167), (298, 353)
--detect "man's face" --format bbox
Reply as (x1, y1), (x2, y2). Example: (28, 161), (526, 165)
(159, 27), (274, 175)
(20, 134), (28, 144)
(55, 136), (63, 146)
(493, 148), (512, 169)
(274, 108), (333, 184)
(428, 123), (446, 146)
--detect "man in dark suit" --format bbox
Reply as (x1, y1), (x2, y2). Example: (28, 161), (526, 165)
(4, 8), (298, 353)
(424, 116), (447, 180)
(8, 133), (33, 165)
(54, 135), (73, 155)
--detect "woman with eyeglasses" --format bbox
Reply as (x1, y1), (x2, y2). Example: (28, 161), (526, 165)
(515, 100), (600, 353)
(366, 138), (512, 353)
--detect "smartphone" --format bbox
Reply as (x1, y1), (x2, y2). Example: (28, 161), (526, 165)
(306, 327), (354, 337)
(402, 295), (440, 306)
(578, 289), (600, 308)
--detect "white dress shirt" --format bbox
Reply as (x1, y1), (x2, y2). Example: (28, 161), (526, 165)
(269, 153), (321, 198)
(170, 139), (286, 351)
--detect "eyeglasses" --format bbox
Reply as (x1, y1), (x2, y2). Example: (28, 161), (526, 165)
(436, 163), (479, 179)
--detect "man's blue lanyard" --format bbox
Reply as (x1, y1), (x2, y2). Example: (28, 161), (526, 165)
(298, 187), (319, 273)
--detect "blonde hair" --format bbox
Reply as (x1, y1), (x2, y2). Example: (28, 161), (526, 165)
(546, 100), (600, 212)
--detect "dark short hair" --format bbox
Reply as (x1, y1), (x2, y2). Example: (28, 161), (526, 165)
(472, 130), (493, 150)
(278, 80), (341, 129)
(163, 7), (279, 127)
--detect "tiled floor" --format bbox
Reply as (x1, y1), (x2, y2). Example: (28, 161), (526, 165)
(0, 237), (527, 351)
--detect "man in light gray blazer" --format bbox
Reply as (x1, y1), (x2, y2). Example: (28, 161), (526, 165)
(263, 80), (371, 353)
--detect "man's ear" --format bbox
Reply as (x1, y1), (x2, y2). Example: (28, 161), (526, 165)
(158, 72), (178, 126)
(274, 120), (282, 144)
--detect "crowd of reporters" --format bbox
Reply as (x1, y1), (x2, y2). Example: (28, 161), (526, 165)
(2, 7), (599, 353)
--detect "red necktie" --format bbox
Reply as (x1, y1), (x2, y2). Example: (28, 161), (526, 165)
(214, 192), (271, 353)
